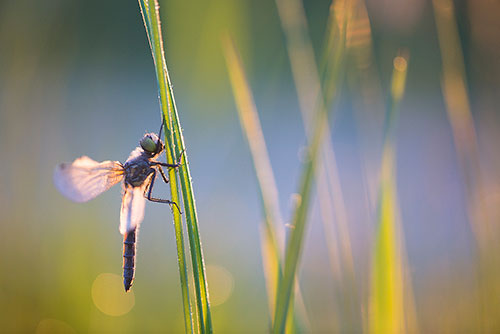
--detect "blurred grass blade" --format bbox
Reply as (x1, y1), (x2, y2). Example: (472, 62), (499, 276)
(277, 0), (355, 322)
(383, 55), (408, 142)
(139, 1), (212, 333)
(431, 0), (489, 244)
(222, 36), (283, 317)
(272, 118), (320, 334)
(319, 2), (361, 330)
(370, 145), (404, 333)
(272, 0), (350, 333)
(223, 36), (311, 333)
(432, 1), (497, 330)
(344, 6), (420, 329)
(260, 226), (282, 319)
(272, 14), (348, 334)
(273, 102), (339, 333)
(345, 0), (385, 223)
(369, 54), (409, 333)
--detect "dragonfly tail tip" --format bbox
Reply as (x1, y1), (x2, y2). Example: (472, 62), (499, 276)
(124, 279), (133, 292)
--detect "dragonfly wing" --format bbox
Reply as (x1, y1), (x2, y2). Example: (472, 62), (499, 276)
(54, 156), (124, 202)
(120, 184), (147, 235)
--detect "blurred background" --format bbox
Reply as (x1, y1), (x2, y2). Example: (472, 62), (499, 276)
(0, 0), (499, 332)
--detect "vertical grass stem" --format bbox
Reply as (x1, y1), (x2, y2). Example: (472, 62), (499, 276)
(138, 0), (212, 332)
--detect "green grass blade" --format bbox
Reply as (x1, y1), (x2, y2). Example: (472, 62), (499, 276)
(272, 2), (349, 333)
(272, 114), (323, 334)
(170, 84), (213, 334)
(274, 0), (357, 330)
(431, 0), (487, 243)
(165, 45), (213, 334)
(137, 1), (204, 333)
(139, 2), (213, 333)
(138, 0), (152, 46)
(223, 36), (314, 333)
(370, 145), (404, 333)
(432, 1), (496, 330)
(369, 54), (409, 333)
(222, 37), (283, 318)
(273, 38), (347, 334)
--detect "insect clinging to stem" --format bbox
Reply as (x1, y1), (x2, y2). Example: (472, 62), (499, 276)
(53, 121), (183, 292)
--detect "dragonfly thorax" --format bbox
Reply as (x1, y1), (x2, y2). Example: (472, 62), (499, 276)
(124, 158), (154, 187)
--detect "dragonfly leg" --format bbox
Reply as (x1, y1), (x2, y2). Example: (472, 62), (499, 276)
(152, 149), (185, 168)
(156, 165), (169, 184)
(144, 169), (182, 214)
(156, 116), (165, 154)
(151, 161), (181, 168)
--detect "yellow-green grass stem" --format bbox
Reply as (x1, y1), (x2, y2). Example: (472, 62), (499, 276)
(432, 1), (497, 330)
(138, 2), (193, 333)
(139, 0), (212, 333)
(272, 104), (329, 334)
(140, 2), (213, 332)
(222, 36), (283, 313)
(272, 1), (349, 332)
(369, 54), (409, 333)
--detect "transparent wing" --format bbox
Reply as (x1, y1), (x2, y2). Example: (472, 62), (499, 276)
(120, 184), (147, 235)
(54, 156), (124, 203)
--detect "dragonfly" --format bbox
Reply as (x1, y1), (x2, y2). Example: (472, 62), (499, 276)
(53, 123), (182, 292)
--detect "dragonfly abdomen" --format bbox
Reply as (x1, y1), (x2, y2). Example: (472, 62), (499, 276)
(123, 229), (137, 292)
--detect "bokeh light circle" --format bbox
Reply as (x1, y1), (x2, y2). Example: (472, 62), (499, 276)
(206, 264), (234, 306)
(91, 273), (135, 316)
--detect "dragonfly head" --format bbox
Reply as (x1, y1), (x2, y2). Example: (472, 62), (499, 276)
(140, 133), (164, 156)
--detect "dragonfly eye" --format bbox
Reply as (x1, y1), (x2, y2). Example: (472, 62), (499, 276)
(140, 136), (158, 153)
